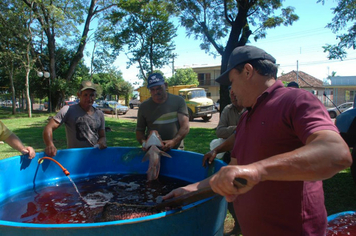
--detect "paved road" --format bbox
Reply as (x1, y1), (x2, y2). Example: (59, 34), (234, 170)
(117, 107), (219, 129)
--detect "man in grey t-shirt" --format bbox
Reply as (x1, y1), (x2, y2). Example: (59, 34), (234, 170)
(43, 81), (107, 157)
(136, 73), (190, 151)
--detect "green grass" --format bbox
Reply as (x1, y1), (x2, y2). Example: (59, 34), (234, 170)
(0, 109), (355, 218)
(0, 112), (214, 158)
(324, 169), (356, 215)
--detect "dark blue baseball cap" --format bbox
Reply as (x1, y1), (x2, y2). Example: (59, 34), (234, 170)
(147, 73), (165, 88)
(287, 81), (299, 88)
(216, 45), (276, 85)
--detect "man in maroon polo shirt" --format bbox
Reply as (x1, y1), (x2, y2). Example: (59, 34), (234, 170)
(163, 45), (352, 236)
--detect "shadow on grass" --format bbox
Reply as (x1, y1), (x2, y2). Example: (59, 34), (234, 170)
(0, 107), (50, 119)
(323, 169), (356, 215)
(105, 119), (139, 147)
(185, 127), (216, 154)
(104, 118), (216, 154)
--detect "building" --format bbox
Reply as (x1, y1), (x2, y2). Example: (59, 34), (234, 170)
(187, 64), (356, 107)
(184, 64), (221, 102)
(325, 76), (356, 105)
(277, 70), (327, 104)
(188, 65), (327, 103)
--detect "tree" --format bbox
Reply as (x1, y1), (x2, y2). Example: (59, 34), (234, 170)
(318, 0), (356, 60)
(110, 0), (177, 81)
(21, 0), (119, 111)
(92, 70), (133, 103)
(173, 0), (299, 111)
(0, 0), (37, 116)
(167, 68), (199, 86)
(89, 19), (121, 77)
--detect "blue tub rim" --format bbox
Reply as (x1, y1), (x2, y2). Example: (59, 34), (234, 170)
(0, 197), (216, 228)
(0, 147), (226, 229)
(327, 211), (356, 222)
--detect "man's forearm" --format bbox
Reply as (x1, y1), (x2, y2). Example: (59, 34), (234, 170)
(215, 133), (235, 153)
(175, 114), (190, 143)
(216, 126), (236, 139)
(254, 130), (352, 182)
(43, 127), (54, 147)
(5, 134), (26, 153)
(136, 131), (146, 144)
(98, 134), (106, 146)
(43, 119), (59, 147)
(173, 124), (189, 145)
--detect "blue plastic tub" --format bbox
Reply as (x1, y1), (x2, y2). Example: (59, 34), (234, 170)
(0, 147), (227, 236)
(327, 211), (356, 222)
(326, 211), (356, 235)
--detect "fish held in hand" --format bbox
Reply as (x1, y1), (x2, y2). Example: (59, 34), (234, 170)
(142, 131), (171, 181)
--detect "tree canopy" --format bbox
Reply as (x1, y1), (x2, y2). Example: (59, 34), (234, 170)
(318, 0), (356, 60)
(92, 70), (133, 104)
(167, 68), (199, 86)
(173, 0), (299, 111)
(21, 0), (119, 111)
(0, 0), (138, 111)
(0, 0), (304, 114)
(109, 0), (177, 81)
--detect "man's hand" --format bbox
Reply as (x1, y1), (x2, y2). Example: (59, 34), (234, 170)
(209, 165), (258, 202)
(21, 146), (36, 159)
(97, 138), (107, 149)
(45, 144), (57, 157)
(141, 140), (147, 151)
(162, 139), (176, 151)
(162, 185), (198, 201)
(202, 150), (218, 167)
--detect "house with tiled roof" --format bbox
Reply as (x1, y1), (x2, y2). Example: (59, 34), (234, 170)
(278, 72), (356, 106)
(278, 70), (327, 103)
(277, 70), (324, 89)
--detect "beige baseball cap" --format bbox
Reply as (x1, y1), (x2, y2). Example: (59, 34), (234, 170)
(79, 81), (96, 91)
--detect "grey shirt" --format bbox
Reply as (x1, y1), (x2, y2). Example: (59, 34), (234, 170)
(216, 104), (245, 139)
(136, 93), (188, 149)
(54, 104), (105, 148)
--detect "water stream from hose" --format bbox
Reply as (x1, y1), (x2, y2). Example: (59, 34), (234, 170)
(38, 157), (88, 205)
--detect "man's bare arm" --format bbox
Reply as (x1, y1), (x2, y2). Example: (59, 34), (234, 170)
(43, 119), (60, 156)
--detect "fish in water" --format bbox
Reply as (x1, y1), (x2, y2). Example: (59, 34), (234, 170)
(142, 130), (171, 181)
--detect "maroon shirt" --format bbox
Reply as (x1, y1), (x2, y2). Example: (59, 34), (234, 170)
(232, 80), (338, 236)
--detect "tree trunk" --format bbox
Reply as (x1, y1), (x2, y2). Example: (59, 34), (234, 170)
(219, 2), (251, 113)
(25, 68), (32, 118)
(25, 35), (32, 117)
(90, 42), (97, 79)
(8, 61), (16, 115)
(64, 0), (98, 82)
(47, 31), (56, 113)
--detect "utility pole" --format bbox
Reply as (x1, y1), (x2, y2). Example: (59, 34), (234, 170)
(172, 54), (177, 77)
(296, 60), (299, 84)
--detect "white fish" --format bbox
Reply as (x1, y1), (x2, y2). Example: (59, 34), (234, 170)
(142, 130), (171, 181)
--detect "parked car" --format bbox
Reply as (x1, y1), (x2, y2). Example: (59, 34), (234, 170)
(129, 94), (141, 109)
(335, 104), (356, 183)
(327, 102), (354, 118)
(214, 99), (220, 111)
(65, 101), (78, 106)
(95, 101), (129, 115)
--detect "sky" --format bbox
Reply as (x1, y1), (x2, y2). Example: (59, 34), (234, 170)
(86, 0), (356, 87)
